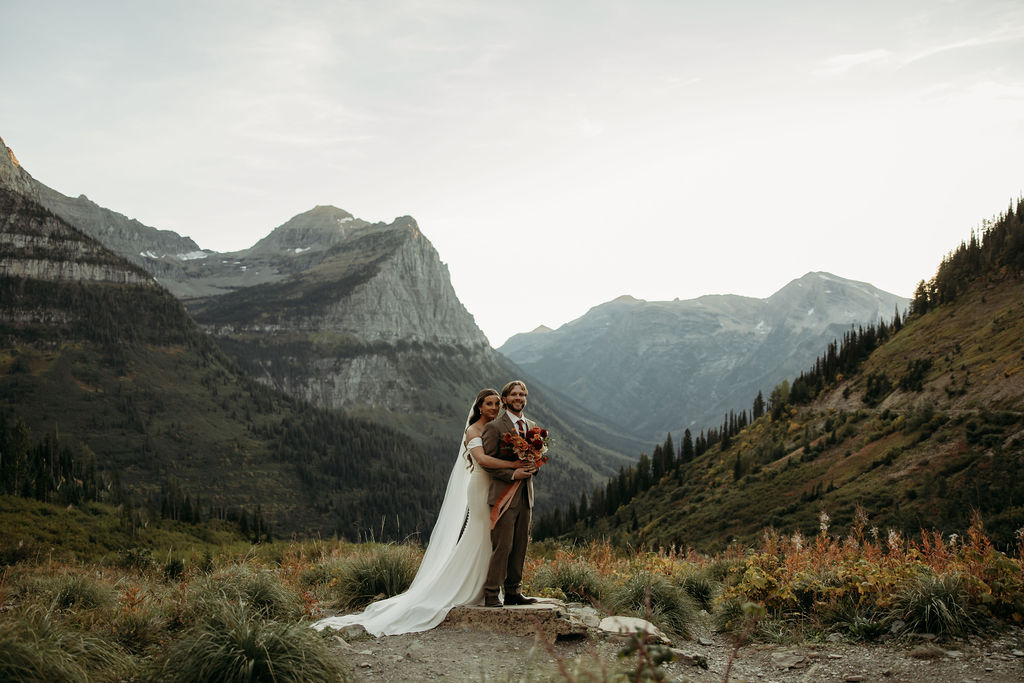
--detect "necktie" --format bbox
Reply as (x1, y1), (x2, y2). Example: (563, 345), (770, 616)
(517, 419), (526, 438)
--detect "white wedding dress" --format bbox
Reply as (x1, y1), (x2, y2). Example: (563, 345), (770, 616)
(312, 433), (492, 636)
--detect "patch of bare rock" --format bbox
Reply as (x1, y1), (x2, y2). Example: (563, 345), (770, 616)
(321, 599), (1024, 682)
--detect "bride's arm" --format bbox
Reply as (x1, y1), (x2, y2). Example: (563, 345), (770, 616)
(469, 444), (523, 469)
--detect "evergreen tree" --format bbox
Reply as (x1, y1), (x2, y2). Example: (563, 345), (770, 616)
(680, 428), (694, 464)
(752, 391), (765, 419)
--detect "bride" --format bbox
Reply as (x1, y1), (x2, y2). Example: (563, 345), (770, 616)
(313, 388), (528, 636)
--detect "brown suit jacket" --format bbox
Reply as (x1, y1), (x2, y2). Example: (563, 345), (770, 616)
(480, 411), (535, 508)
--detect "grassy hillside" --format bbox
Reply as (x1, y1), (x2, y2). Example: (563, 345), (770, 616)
(540, 197), (1024, 552)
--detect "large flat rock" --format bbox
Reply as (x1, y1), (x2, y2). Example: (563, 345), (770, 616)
(439, 600), (589, 643)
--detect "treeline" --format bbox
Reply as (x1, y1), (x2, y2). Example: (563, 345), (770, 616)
(261, 407), (452, 542)
(0, 412), (104, 506)
(0, 413), (271, 542)
(0, 277), (211, 350)
(533, 409), (750, 538)
(911, 197), (1024, 314)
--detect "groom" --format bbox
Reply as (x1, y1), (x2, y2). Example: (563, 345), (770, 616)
(480, 380), (539, 607)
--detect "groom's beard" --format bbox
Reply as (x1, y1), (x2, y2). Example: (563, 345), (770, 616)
(504, 400), (526, 415)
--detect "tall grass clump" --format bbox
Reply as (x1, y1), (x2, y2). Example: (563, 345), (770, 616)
(531, 558), (605, 604)
(674, 569), (721, 612)
(148, 602), (349, 682)
(607, 571), (699, 639)
(49, 573), (115, 611)
(0, 607), (133, 682)
(191, 564), (304, 621)
(329, 543), (419, 609)
(888, 570), (982, 638)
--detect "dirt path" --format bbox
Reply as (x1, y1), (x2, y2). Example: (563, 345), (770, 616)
(326, 622), (1024, 682)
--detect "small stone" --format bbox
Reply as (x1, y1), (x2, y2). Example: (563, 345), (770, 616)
(889, 620), (906, 634)
(828, 654), (844, 659)
(826, 632), (844, 643)
(914, 633), (938, 641)
(944, 649), (962, 659)
(358, 662), (371, 668)
(698, 637), (714, 647)
(985, 667), (994, 672)
(802, 663), (824, 680)
(358, 650), (373, 656)
(404, 640), (427, 662)
(1013, 649), (1024, 657)
(844, 676), (866, 682)
(909, 643), (945, 659)
(669, 648), (709, 669)
(598, 616), (670, 644)
(770, 651), (806, 669)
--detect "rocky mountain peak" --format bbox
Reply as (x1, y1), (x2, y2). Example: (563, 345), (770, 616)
(244, 205), (369, 256)
(0, 136), (40, 200)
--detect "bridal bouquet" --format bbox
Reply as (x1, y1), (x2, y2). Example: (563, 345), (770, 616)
(490, 426), (551, 529)
(501, 426), (549, 465)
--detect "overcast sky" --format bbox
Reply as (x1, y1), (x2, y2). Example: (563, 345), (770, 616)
(2, 1), (1022, 346)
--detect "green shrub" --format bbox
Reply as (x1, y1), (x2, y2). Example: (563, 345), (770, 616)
(823, 598), (886, 642)
(701, 557), (745, 585)
(607, 571), (699, 639)
(164, 557), (186, 582)
(888, 571), (982, 638)
(330, 544), (419, 609)
(118, 547), (156, 572)
(147, 602), (349, 682)
(531, 559), (605, 604)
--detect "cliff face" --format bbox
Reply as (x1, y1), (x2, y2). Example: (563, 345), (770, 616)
(0, 137), (38, 200)
(0, 193), (153, 287)
(190, 215), (491, 415)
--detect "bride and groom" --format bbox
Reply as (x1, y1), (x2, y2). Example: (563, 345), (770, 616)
(313, 380), (542, 636)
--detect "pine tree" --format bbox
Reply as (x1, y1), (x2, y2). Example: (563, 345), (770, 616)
(752, 391), (765, 420)
(680, 428), (694, 464)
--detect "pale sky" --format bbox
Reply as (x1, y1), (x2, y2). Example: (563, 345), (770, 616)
(2, 1), (1022, 346)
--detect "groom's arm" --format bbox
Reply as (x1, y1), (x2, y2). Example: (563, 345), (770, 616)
(480, 421), (516, 483)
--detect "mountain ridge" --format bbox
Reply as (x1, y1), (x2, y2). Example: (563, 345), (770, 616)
(501, 272), (908, 440)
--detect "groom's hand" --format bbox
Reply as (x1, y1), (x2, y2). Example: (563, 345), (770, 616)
(512, 466), (538, 480)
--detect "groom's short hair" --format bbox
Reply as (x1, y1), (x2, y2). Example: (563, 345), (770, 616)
(501, 380), (527, 399)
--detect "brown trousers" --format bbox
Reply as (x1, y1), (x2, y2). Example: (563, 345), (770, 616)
(484, 483), (531, 599)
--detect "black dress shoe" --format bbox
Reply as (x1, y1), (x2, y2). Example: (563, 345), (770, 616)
(503, 594), (538, 606)
(483, 598), (503, 607)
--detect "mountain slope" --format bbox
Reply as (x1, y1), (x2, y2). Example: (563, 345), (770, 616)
(538, 203), (1024, 551)
(0, 138), (474, 539)
(4, 135), (637, 514)
(501, 273), (908, 441)
(185, 213), (637, 509)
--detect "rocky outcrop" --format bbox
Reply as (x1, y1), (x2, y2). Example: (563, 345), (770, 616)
(0, 187), (154, 286)
(243, 205), (369, 256)
(0, 136), (38, 200)
(312, 222), (488, 345)
(500, 272), (909, 440)
(33, 184), (202, 265)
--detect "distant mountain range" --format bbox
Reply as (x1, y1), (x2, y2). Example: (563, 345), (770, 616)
(501, 275), (909, 441)
(0, 135), (639, 530)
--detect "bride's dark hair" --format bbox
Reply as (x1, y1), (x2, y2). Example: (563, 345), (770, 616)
(469, 388), (500, 425)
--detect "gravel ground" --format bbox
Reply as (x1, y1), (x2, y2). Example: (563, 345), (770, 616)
(326, 622), (1024, 682)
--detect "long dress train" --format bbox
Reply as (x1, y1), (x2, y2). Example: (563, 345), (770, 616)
(312, 435), (492, 636)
